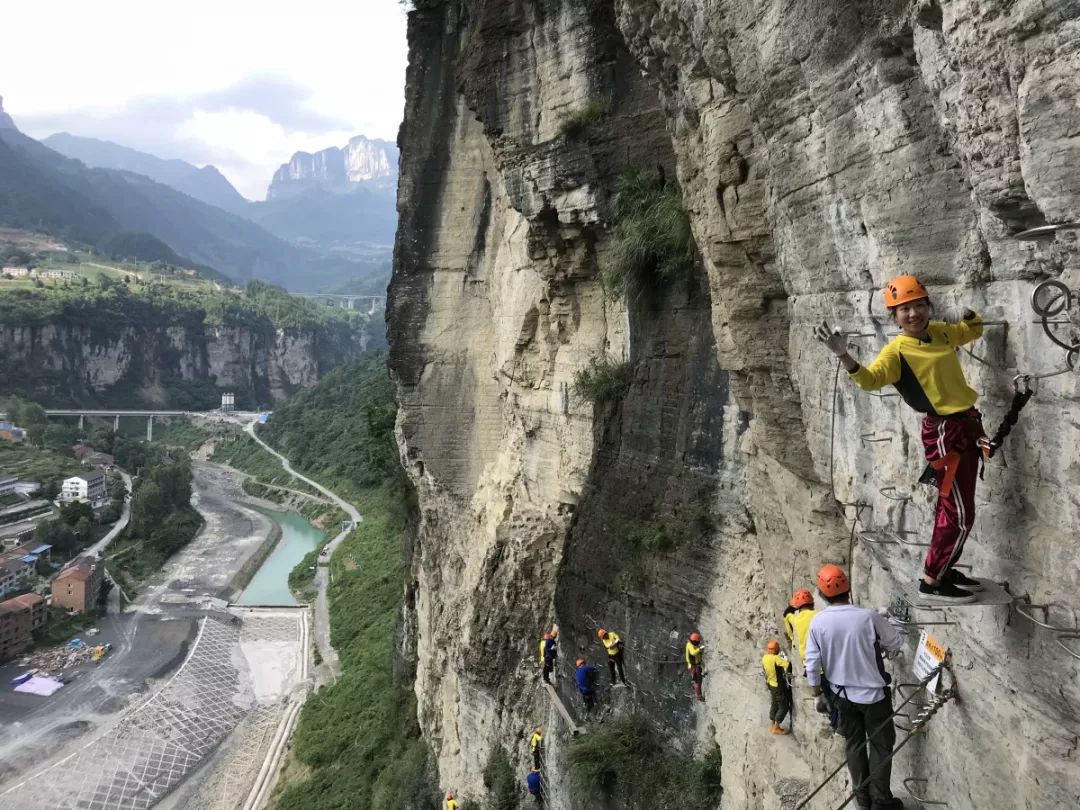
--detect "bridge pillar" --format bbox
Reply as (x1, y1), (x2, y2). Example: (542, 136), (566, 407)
(78, 414), (84, 430)
(114, 414), (120, 431)
(146, 416), (153, 442)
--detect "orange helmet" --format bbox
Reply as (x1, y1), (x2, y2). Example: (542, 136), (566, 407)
(543, 632), (552, 640)
(817, 564), (850, 597)
(689, 632), (702, 643)
(576, 658), (586, 667)
(535, 725), (543, 733)
(597, 628), (607, 638)
(766, 639), (780, 653)
(883, 275), (929, 309)
(790, 589), (814, 609)
(550, 628), (558, 638)
(446, 792), (453, 799)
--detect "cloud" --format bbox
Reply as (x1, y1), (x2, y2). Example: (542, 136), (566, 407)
(16, 75), (362, 199)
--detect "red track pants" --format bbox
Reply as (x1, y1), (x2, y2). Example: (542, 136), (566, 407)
(920, 411), (983, 581)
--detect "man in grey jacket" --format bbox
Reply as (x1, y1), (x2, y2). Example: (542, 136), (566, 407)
(804, 564), (904, 810)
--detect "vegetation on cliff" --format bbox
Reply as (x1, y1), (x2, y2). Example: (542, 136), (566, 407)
(263, 353), (433, 810)
(566, 715), (722, 806)
(600, 167), (697, 303)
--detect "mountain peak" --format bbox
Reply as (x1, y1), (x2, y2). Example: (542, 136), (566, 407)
(266, 136), (398, 200)
(0, 97), (19, 132)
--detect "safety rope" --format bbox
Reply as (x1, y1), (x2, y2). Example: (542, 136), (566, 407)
(793, 663), (948, 809)
(982, 379), (1034, 459)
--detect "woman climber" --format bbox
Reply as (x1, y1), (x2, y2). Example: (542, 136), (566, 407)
(815, 275), (986, 604)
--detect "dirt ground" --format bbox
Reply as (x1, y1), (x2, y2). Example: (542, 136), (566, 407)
(0, 461), (278, 789)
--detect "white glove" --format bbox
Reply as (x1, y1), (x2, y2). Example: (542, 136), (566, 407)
(814, 321), (847, 357)
(939, 305), (970, 324)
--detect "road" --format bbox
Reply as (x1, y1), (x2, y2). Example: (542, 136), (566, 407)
(86, 471), (132, 558)
(244, 419), (357, 681)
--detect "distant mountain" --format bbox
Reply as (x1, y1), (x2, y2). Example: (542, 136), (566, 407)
(267, 136), (398, 199)
(0, 97), (17, 132)
(42, 132), (249, 214)
(0, 128), (380, 291)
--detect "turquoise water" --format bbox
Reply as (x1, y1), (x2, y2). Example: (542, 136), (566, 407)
(237, 508), (323, 605)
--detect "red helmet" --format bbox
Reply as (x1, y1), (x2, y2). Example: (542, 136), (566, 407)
(766, 639), (780, 654)
(575, 658), (586, 667)
(817, 564), (850, 597)
(689, 632), (702, 643)
(543, 632), (552, 640)
(790, 589), (814, 609)
(597, 628), (607, 638)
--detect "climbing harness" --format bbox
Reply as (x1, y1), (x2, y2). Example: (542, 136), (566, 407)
(793, 662), (952, 810)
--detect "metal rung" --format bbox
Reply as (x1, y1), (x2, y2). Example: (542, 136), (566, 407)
(860, 432), (894, 444)
(859, 531), (900, 546)
(867, 390), (901, 398)
(895, 531), (931, 548)
(1013, 602), (1079, 632)
(890, 614), (956, 630)
(844, 331), (879, 338)
(880, 486), (913, 502)
(1056, 633), (1080, 661)
(904, 777), (949, 806)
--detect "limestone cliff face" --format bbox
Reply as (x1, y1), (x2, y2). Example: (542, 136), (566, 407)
(388, 1), (1080, 808)
(267, 136), (398, 199)
(0, 321), (362, 407)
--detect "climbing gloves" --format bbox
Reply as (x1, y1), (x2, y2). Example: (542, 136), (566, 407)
(814, 321), (848, 357)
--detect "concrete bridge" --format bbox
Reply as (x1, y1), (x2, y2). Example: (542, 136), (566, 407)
(45, 409), (192, 441)
(291, 293), (386, 313)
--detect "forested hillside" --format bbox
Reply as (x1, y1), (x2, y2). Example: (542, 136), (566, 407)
(259, 354), (435, 810)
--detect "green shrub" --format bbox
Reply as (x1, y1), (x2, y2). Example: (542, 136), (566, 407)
(558, 98), (612, 139)
(572, 358), (635, 404)
(600, 167), (697, 303)
(566, 715), (722, 807)
(482, 745), (519, 810)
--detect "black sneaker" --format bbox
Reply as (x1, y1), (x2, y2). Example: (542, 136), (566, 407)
(943, 568), (985, 591)
(871, 798), (905, 810)
(918, 580), (976, 604)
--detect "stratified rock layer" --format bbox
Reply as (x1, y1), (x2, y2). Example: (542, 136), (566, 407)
(388, 1), (1080, 807)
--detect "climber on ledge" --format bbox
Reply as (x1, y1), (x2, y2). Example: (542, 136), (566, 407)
(530, 725), (543, 769)
(575, 657), (598, 718)
(815, 274), (985, 603)
(762, 639), (791, 735)
(685, 631), (705, 702)
(784, 589), (817, 668)
(540, 630), (558, 684)
(526, 767), (543, 805)
(445, 791), (458, 810)
(805, 564), (904, 810)
(597, 628), (629, 686)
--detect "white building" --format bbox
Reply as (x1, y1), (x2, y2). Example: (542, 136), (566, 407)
(1, 266), (33, 278)
(61, 470), (107, 504)
(0, 476), (15, 497)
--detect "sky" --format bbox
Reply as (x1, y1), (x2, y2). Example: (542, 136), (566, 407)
(0, 1), (409, 199)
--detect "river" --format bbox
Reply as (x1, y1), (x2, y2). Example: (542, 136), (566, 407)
(236, 508), (324, 605)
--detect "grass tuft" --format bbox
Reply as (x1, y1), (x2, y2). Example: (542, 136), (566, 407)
(558, 98), (612, 139)
(600, 167), (697, 303)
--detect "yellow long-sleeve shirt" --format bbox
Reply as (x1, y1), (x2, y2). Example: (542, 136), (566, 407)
(784, 608), (817, 662)
(849, 315), (983, 415)
(530, 731), (542, 752)
(762, 653), (790, 688)
(685, 640), (703, 669)
(602, 632), (621, 656)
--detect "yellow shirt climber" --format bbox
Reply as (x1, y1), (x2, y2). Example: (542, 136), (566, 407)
(685, 640), (703, 669)
(784, 608), (817, 662)
(761, 652), (790, 688)
(602, 631), (621, 656)
(849, 316), (983, 415)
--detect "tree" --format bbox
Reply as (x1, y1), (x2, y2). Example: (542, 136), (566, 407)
(34, 557), (53, 577)
(110, 478), (128, 502)
(60, 500), (95, 527)
(41, 479), (61, 501)
(91, 426), (116, 454)
(73, 516), (93, 538)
